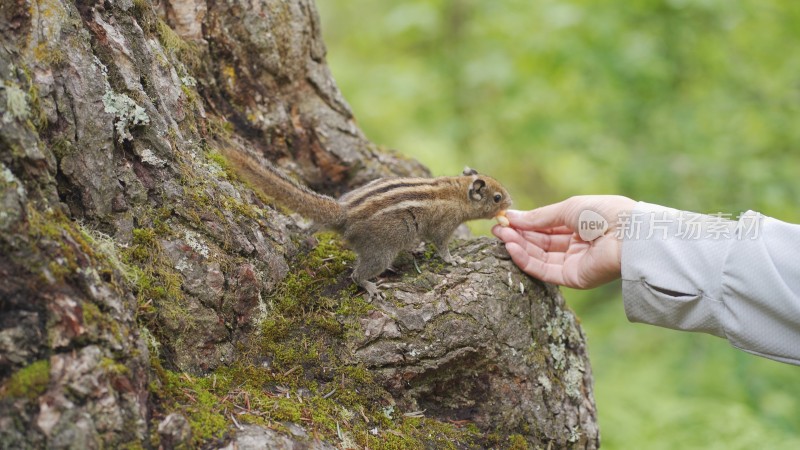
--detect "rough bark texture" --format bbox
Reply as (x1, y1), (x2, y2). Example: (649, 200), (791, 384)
(0, 0), (598, 448)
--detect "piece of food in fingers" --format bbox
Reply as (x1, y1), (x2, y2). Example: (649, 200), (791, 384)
(496, 210), (510, 227)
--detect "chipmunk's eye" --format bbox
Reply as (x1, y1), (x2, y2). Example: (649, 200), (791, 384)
(493, 194), (502, 203)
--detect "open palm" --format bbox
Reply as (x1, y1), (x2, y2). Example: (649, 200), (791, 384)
(492, 196), (636, 289)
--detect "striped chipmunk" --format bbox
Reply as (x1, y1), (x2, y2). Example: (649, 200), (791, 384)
(224, 149), (513, 298)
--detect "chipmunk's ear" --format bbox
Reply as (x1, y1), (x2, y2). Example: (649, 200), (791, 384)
(469, 178), (486, 201)
(463, 166), (478, 176)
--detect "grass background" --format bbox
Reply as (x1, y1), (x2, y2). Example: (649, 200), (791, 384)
(317, 1), (800, 448)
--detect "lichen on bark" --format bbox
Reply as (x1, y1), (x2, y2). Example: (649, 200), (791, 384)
(1, 0), (598, 448)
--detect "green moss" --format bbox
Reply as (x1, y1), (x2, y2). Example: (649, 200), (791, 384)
(205, 151), (231, 176)
(180, 84), (199, 108)
(264, 232), (359, 320)
(179, 163), (225, 226)
(78, 224), (140, 285)
(100, 357), (130, 376)
(117, 441), (147, 450)
(309, 232), (357, 269)
(50, 137), (75, 160)
(415, 243), (446, 273)
(151, 207), (173, 237)
(158, 371), (229, 446)
(3, 359), (50, 399)
(33, 42), (66, 67)
(151, 234), (340, 442)
(205, 115), (234, 141)
(25, 207), (102, 281)
(154, 354), (483, 449)
(126, 227), (181, 300)
(200, 148), (278, 215)
(131, 0), (153, 27)
(156, 19), (187, 54)
(25, 76), (48, 132)
(150, 230), (493, 447)
(507, 433), (529, 450)
(120, 224), (190, 340)
(220, 195), (262, 221)
(82, 301), (103, 324)
(81, 301), (124, 343)
(128, 228), (157, 262)
(155, 19), (203, 70)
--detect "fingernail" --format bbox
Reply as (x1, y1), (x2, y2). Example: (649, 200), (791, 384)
(506, 209), (525, 219)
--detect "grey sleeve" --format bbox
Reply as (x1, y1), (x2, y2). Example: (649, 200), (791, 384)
(621, 201), (800, 365)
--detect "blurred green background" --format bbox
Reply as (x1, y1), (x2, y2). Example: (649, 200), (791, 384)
(317, 1), (800, 448)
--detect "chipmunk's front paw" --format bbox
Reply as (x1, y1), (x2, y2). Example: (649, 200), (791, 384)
(441, 253), (465, 266)
(438, 248), (464, 266)
(360, 280), (384, 301)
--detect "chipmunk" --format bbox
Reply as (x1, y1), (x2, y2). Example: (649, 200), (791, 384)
(224, 149), (512, 298)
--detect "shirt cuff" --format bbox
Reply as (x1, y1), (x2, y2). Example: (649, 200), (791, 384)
(620, 202), (736, 338)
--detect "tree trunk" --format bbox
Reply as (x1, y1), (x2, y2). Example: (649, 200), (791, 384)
(0, 0), (598, 448)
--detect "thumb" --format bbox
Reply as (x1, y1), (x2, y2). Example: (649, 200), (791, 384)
(506, 198), (582, 231)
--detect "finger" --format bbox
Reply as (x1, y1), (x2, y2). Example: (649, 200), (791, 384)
(505, 242), (567, 285)
(519, 230), (572, 253)
(515, 225), (573, 235)
(493, 225), (528, 246)
(494, 226), (550, 260)
(506, 199), (582, 231)
(540, 251), (566, 266)
(507, 240), (567, 274)
(492, 224), (519, 241)
(539, 226), (574, 235)
(494, 226), (571, 262)
(492, 224), (523, 247)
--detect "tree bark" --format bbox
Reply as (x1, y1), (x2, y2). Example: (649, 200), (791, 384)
(0, 0), (598, 448)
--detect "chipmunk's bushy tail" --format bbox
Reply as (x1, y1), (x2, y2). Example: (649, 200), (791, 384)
(222, 148), (345, 227)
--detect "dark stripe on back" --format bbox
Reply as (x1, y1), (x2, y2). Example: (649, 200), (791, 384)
(346, 182), (422, 207)
(351, 190), (446, 220)
(343, 178), (441, 208)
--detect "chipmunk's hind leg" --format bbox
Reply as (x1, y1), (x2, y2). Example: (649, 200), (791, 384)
(351, 245), (400, 300)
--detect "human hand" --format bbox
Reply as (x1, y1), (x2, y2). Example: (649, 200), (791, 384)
(492, 195), (636, 289)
